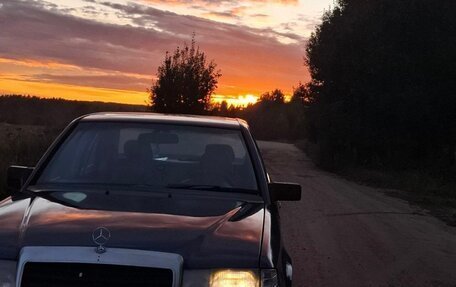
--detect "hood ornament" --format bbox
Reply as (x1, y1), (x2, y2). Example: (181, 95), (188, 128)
(92, 227), (111, 254)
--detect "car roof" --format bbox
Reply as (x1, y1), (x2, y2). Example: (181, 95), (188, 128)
(79, 112), (246, 129)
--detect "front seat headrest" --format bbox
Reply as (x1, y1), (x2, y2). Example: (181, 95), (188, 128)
(124, 140), (141, 159)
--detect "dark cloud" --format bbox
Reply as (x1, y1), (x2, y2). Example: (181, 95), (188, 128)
(250, 13), (268, 18)
(0, 1), (175, 75)
(203, 10), (240, 19)
(79, 5), (100, 17)
(0, 0), (308, 91)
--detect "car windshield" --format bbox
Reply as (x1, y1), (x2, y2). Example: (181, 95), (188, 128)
(36, 122), (258, 193)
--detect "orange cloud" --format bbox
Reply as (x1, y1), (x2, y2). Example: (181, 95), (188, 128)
(0, 58), (82, 70)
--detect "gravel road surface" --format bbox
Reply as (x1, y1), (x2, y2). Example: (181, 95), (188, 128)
(258, 141), (456, 287)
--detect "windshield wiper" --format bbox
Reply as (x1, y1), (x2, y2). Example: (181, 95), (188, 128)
(166, 184), (256, 193)
(166, 184), (221, 191)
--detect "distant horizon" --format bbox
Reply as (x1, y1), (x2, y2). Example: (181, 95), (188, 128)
(0, 93), (261, 108)
(0, 94), (146, 106)
(0, 0), (333, 106)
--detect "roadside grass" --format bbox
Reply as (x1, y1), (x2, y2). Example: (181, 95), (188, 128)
(340, 167), (456, 226)
(0, 123), (59, 200)
(296, 140), (456, 226)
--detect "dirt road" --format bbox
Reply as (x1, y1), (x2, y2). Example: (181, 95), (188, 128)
(258, 141), (456, 287)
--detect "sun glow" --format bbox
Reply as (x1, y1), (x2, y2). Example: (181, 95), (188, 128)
(211, 94), (259, 107)
(0, 78), (147, 105)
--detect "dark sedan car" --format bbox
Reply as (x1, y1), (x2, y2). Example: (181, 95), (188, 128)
(0, 113), (301, 287)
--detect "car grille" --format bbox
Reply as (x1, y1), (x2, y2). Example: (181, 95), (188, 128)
(20, 262), (173, 287)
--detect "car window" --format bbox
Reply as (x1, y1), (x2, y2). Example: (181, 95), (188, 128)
(37, 122), (258, 193)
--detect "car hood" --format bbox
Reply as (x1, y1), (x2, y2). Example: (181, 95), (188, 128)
(0, 194), (265, 269)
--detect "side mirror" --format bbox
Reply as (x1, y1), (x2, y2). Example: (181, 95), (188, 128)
(7, 166), (34, 195)
(268, 182), (301, 202)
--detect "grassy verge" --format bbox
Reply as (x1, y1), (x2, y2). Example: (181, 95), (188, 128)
(296, 140), (456, 226)
(0, 123), (60, 199)
(339, 167), (456, 226)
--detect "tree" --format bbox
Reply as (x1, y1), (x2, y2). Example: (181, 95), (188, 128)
(150, 37), (221, 114)
(219, 100), (229, 115)
(291, 82), (312, 105)
(260, 89), (285, 104)
(306, 0), (456, 169)
(209, 86), (308, 140)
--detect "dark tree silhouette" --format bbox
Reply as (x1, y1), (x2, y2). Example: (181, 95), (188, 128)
(219, 100), (229, 115)
(291, 82), (312, 105)
(149, 37), (221, 114)
(260, 89), (285, 104)
(0, 95), (144, 127)
(306, 0), (456, 169)
(211, 87), (307, 140)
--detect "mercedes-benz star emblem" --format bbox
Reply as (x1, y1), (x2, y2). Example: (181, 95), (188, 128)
(92, 227), (111, 254)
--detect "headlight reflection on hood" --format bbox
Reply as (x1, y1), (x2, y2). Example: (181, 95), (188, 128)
(210, 270), (259, 287)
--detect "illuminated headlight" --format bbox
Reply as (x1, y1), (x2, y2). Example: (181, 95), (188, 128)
(182, 269), (278, 287)
(0, 260), (16, 287)
(210, 270), (259, 287)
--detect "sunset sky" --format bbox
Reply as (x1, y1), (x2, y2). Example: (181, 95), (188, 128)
(0, 0), (333, 106)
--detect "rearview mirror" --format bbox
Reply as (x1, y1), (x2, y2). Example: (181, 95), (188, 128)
(269, 182), (301, 202)
(7, 165), (34, 195)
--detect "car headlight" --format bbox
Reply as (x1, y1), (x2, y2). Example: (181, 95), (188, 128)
(0, 260), (16, 287)
(183, 269), (278, 287)
(210, 270), (259, 287)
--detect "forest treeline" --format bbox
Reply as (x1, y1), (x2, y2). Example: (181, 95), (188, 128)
(211, 88), (308, 140)
(0, 95), (146, 127)
(305, 0), (456, 172)
(0, 94), (305, 141)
